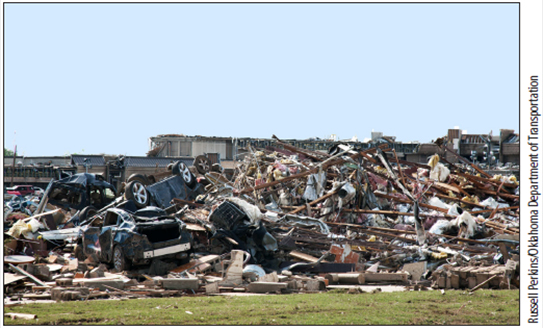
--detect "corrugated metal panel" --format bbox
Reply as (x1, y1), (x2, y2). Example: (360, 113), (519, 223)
(192, 141), (226, 158)
(72, 155), (106, 166)
(504, 134), (519, 143)
(124, 157), (193, 168)
(461, 135), (485, 144)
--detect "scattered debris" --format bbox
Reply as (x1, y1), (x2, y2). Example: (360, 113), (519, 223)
(3, 136), (520, 302)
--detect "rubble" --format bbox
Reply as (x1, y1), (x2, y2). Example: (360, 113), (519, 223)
(3, 135), (520, 303)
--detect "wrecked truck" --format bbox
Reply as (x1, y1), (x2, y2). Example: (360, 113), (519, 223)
(75, 206), (193, 271)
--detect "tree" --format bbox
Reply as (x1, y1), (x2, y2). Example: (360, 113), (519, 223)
(4, 148), (14, 157)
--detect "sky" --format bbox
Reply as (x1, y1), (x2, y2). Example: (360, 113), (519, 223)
(3, 2), (520, 157)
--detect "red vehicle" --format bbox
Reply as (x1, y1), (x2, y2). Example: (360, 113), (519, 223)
(6, 185), (41, 197)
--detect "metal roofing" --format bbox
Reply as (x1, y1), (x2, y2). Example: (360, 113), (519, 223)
(124, 157), (194, 168)
(71, 155), (106, 166)
(461, 135), (486, 144)
(504, 134), (519, 143)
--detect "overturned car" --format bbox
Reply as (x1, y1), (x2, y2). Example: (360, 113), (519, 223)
(124, 161), (204, 209)
(74, 206), (193, 271)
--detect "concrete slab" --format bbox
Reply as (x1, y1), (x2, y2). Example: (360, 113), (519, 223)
(79, 280), (125, 291)
(327, 285), (408, 293)
(247, 282), (288, 293)
(162, 278), (199, 290)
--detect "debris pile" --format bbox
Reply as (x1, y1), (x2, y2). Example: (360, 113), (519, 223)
(4, 135), (520, 303)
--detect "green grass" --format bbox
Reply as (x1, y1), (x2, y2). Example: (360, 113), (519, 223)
(4, 290), (519, 325)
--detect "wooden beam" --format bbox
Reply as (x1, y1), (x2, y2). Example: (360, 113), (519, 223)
(288, 190), (338, 215)
(8, 264), (47, 287)
(470, 274), (498, 292)
(440, 145), (492, 178)
(374, 191), (449, 213)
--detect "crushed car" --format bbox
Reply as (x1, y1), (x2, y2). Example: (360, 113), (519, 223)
(72, 205), (193, 271)
(43, 173), (117, 213)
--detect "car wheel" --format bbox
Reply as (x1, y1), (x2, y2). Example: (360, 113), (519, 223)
(113, 245), (130, 272)
(173, 161), (196, 187)
(124, 180), (150, 208)
(127, 173), (150, 186)
(193, 155), (211, 175)
(79, 205), (97, 223)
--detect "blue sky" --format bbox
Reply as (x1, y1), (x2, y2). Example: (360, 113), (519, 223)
(3, 2), (519, 157)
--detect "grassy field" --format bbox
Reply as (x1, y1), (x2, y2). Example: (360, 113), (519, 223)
(4, 289), (519, 325)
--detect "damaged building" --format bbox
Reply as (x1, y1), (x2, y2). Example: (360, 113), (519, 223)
(4, 126), (520, 303)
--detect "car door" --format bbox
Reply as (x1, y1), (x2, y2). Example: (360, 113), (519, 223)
(98, 211), (122, 263)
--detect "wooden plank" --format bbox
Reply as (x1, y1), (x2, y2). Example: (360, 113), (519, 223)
(21, 293), (51, 300)
(434, 182), (461, 194)
(470, 275), (499, 292)
(363, 272), (408, 283)
(8, 264), (47, 287)
(325, 273), (365, 284)
(185, 223), (206, 232)
(22, 209), (61, 222)
(288, 190), (338, 215)
(4, 273), (27, 285)
(289, 250), (320, 263)
(4, 313), (37, 320)
(198, 254), (221, 264)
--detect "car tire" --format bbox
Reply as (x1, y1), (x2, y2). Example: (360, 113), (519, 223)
(79, 205), (97, 223)
(172, 161), (196, 188)
(127, 173), (150, 186)
(124, 180), (150, 208)
(193, 155), (211, 175)
(113, 245), (130, 272)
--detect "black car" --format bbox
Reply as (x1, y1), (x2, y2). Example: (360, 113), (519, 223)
(124, 161), (204, 209)
(78, 206), (193, 271)
(45, 173), (117, 211)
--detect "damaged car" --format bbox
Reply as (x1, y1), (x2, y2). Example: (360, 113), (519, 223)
(44, 173), (117, 212)
(208, 198), (278, 268)
(75, 206), (193, 271)
(124, 161), (204, 209)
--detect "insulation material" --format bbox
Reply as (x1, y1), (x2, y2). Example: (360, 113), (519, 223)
(427, 154), (449, 181)
(479, 197), (509, 209)
(447, 203), (463, 216)
(428, 219), (451, 235)
(7, 220), (32, 239)
(428, 197), (451, 210)
(430, 163), (450, 182)
(450, 211), (477, 239)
